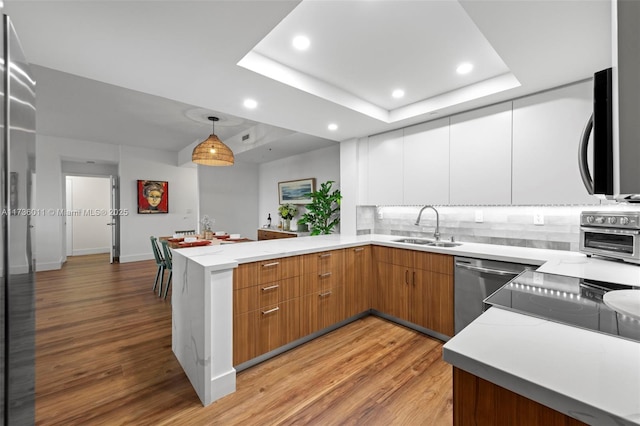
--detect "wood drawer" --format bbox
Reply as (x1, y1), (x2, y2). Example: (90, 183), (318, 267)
(233, 262), (258, 290)
(257, 276), (300, 308)
(302, 249), (344, 274)
(257, 258), (282, 284)
(301, 250), (344, 295)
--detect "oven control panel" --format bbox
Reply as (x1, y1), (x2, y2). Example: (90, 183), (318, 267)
(580, 211), (640, 229)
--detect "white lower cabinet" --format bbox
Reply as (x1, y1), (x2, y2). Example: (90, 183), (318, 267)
(449, 102), (513, 205)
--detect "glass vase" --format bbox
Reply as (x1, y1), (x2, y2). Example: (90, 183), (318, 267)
(283, 218), (290, 231)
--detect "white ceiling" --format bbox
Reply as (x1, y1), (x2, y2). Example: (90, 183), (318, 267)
(4, 0), (612, 162)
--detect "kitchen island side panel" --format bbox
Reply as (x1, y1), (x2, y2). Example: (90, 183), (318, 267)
(172, 253), (236, 406)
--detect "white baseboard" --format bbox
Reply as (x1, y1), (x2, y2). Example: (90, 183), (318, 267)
(37, 260), (63, 271)
(120, 253), (154, 263)
(72, 247), (110, 256)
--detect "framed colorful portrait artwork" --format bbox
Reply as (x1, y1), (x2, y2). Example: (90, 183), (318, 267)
(137, 180), (168, 214)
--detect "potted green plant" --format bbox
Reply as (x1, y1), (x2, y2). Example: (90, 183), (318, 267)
(297, 180), (342, 235)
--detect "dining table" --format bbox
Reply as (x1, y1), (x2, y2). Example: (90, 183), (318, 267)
(159, 234), (253, 249)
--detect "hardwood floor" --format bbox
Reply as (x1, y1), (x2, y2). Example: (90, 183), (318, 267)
(35, 254), (452, 425)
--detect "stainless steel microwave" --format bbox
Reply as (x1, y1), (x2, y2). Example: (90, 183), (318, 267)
(578, 1), (640, 203)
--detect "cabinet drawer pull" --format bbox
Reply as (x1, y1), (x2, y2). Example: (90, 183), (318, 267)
(262, 306), (280, 315)
(354, 248), (364, 252)
(319, 272), (332, 278)
(261, 262), (280, 268)
(319, 291), (332, 298)
(262, 284), (279, 291)
(405, 269), (409, 285)
(318, 253), (332, 258)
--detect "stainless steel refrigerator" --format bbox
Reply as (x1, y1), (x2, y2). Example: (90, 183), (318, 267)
(0, 14), (36, 425)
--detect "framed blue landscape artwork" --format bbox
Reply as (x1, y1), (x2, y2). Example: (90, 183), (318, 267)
(278, 178), (315, 205)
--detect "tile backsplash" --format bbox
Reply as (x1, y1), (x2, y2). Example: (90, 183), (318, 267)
(356, 204), (640, 252)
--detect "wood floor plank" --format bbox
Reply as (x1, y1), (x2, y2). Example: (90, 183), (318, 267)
(35, 254), (452, 425)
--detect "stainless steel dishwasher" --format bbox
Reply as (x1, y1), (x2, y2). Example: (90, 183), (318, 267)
(454, 257), (535, 334)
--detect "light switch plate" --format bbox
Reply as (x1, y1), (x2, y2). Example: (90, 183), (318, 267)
(475, 210), (483, 223)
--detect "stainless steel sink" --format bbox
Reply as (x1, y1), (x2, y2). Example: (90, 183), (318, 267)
(425, 241), (461, 247)
(393, 238), (433, 245)
(393, 238), (461, 248)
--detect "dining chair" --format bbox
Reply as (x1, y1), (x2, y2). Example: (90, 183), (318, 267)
(160, 240), (173, 299)
(150, 236), (165, 295)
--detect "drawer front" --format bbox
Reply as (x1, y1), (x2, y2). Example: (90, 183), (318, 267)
(318, 249), (344, 273)
(258, 258), (282, 284)
(234, 287), (258, 315)
(257, 282), (280, 308)
(280, 255), (302, 279)
(234, 262), (258, 290)
(279, 276), (301, 301)
(302, 249), (344, 274)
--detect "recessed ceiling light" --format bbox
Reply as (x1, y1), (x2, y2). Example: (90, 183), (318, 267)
(328, 123), (338, 131)
(243, 99), (258, 109)
(292, 35), (310, 51)
(456, 62), (473, 75)
(392, 89), (405, 99)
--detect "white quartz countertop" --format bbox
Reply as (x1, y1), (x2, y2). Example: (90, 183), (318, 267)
(172, 233), (591, 269)
(174, 233), (640, 285)
(443, 307), (640, 425)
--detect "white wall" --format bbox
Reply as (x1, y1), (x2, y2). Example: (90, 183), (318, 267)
(119, 145), (198, 262)
(66, 176), (111, 255)
(258, 145), (340, 231)
(198, 161), (259, 240)
(35, 135), (198, 269)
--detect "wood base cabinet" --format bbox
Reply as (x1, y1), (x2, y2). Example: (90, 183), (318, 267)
(234, 245), (454, 366)
(345, 246), (371, 317)
(233, 256), (302, 366)
(300, 249), (346, 336)
(373, 247), (454, 337)
(453, 368), (587, 426)
(300, 285), (345, 336)
(256, 299), (300, 356)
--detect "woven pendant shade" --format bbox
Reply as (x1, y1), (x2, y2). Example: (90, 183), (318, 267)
(192, 117), (235, 166)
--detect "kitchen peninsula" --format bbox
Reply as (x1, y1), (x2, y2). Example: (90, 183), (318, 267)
(170, 235), (640, 425)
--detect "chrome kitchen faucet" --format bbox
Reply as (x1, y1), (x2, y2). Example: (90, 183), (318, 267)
(415, 205), (440, 241)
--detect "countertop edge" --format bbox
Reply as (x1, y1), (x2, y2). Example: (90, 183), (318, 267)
(442, 346), (631, 426)
(443, 308), (640, 426)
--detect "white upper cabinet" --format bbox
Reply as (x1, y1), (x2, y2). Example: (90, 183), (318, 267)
(512, 81), (599, 205)
(403, 118), (450, 205)
(449, 102), (513, 205)
(366, 129), (404, 205)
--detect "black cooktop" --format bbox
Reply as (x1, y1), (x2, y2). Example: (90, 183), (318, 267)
(484, 270), (640, 343)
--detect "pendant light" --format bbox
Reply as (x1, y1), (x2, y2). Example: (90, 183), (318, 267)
(192, 116), (234, 166)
